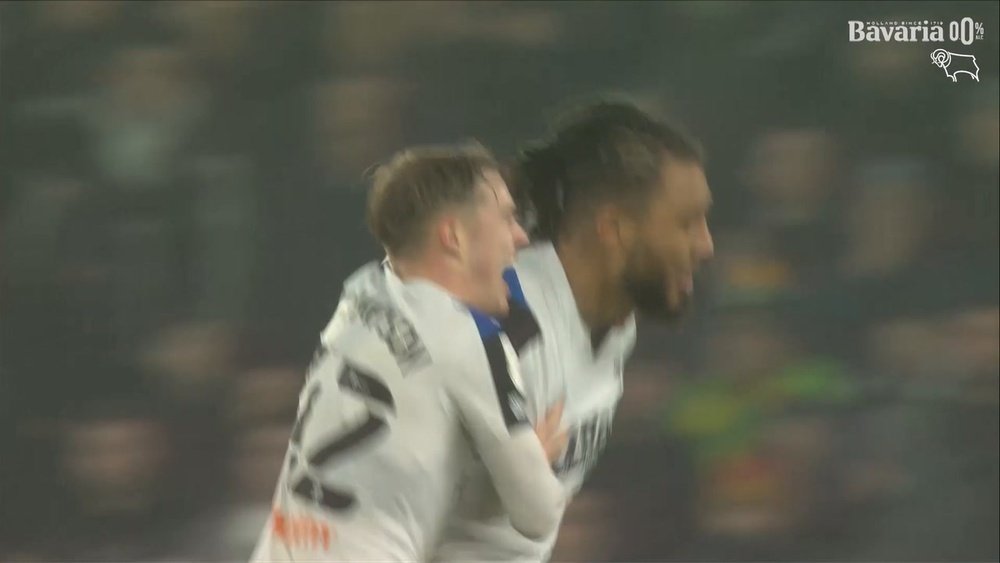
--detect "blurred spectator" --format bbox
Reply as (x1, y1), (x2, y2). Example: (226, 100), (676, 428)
(742, 128), (842, 288)
(0, 1), (123, 108)
(582, 363), (696, 560)
(225, 366), (302, 426)
(136, 321), (242, 527)
(839, 160), (936, 282)
(140, 320), (239, 406)
(819, 158), (979, 361)
(708, 229), (799, 309)
(745, 128), (839, 230)
(662, 308), (859, 560)
(34, 400), (177, 560)
(312, 75), (408, 180)
(954, 82), (1000, 171)
(159, 2), (260, 77)
(252, 74), (397, 364)
(170, 365), (299, 559)
(843, 305), (1000, 561)
(549, 492), (621, 562)
(87, 43), (206, 190)
(172, 422), (293, 560)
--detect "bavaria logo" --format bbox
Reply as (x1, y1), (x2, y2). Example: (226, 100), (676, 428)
(848, 18), (985, 45)
(930, 49), (981, 82)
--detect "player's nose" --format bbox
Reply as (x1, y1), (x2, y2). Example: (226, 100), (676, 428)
(512, 221), (530, 249)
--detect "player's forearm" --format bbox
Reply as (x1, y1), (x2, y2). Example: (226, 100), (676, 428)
(478, 429), (567, 540)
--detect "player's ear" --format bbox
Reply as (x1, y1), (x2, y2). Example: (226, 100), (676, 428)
(594, 203), (637, 252)
(435, 214), (465, 258)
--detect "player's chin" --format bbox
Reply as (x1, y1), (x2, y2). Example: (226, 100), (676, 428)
(481, 289), (510, 317)
(641, 289), (692, 322)
(495, 293), (511, 316)
(670, 285), (696, 315)
(670, 295), (694, 320)
(647, 303), (690, 322)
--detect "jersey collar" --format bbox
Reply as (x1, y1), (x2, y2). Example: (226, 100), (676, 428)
(518, 242), (635, 359)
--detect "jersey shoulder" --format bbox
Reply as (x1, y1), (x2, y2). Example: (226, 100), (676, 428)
(413, 299), (489, 372)
(508, 246), (568, 335)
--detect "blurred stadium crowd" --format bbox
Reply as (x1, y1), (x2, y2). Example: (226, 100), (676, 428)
(0, 1), (997, 561)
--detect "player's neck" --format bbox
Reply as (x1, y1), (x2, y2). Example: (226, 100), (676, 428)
(391, 254), (478, 307)
(554, 236), (631, 333)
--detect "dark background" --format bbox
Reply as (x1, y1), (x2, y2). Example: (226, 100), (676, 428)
(1, 1), (997, 560)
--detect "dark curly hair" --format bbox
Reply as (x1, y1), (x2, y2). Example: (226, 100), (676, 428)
(512, 98), (703, 240)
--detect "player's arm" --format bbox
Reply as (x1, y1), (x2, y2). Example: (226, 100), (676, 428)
(457, 397), (568, 541)
(451, 335), (568, 540)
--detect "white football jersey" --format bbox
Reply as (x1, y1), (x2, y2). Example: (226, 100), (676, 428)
(250, 262), (565, 562)
(432, 242), (637, 562)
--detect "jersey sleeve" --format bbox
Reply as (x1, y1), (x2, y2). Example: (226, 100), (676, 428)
(449, 331), (567, 541)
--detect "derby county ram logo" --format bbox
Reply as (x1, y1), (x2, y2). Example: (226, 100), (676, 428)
(930, 49), (980, 82)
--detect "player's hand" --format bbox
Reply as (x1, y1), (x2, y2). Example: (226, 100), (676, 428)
(534, 400), (568, 465)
